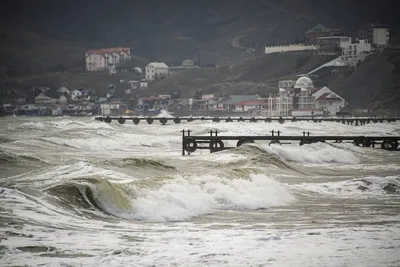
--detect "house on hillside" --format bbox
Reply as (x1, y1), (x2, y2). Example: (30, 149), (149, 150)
(128, 79), (148, 90)
(34, 90), (59, 105)
(137, 95), (171, 113)
(313, 86), (346, 115)
(358, 24), (390, 50)
(191, 94), (223, 111)
(71, 90), (82, 101)
(341, 39), (372, 65)
(169, 59), (201, 75)
(217, 95), (259, 112)
(85, 47), (131, 71)
(306, 24), (343, 45)
(316, 36), (352, 55)
(145, 62), (169, 81)
(34, 92), (52, 105)
(234, 99), (268, 113)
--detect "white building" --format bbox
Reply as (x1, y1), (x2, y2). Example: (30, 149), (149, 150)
(85, 47), (131, 72)
(341, 39), (372, 64)
(128, 80), (148, 90)
(265, 44), (317, 54)
(169, 59), (200, 75)
(145, 62), (169, 81)
(316, 36), (352, 55)
(234, 100), (268, 112)
(182, 59), (195, 66)
(278, 80), (296, 89)
(266, 77), (347, 117)
(369, 24), (390, 49)
(71, 90), (82, 101)
(313, 86), (346, 115)
(100, 103), (121, 116)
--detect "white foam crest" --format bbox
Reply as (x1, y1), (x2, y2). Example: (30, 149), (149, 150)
(259, 142), (359, 164)
(48, 119), (115, 131)
(0, 187), (17, 198)
(18, 121), (46, 130)
(291, 176), (400, 198)
(131, 174), (295, 222)
(179, 151), (247, 163)
(6, 161), (137, 187)
(40, 132), (179, 152)
(18, 119), (114, 132)
(328, 142), (369, 154)
(156, 109), (174, 118)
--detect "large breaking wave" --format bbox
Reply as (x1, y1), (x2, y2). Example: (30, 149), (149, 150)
(41, 172), (295, 222)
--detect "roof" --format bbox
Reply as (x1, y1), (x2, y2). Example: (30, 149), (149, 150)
(371, 24), (389, 29)
(141, 96), (170, 101)
(236, 100), (267, 105)
(219, 95), (259, 105)
(35, 89), (58, 99)
(316, 93), (341, 101)
(292, 109), (323, 111)
(306, 24), (330, 34)
(147, 62), (169, 68)
(34, 92), (51, 99)
(316, 36), (351, 40)
(57, 86), (69, 93)
(87, 47), (130, 55)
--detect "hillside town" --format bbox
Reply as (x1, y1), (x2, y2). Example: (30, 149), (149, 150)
(0, 23), (391, 117)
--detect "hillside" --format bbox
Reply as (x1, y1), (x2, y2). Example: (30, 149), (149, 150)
(1, 0), (399, 76)
(3, 50), (400, 111)
(1, 0), (400, 110)
(4, 72), (141, 96)
(148, 52), (334, 97)
(328, 50), (400, 111)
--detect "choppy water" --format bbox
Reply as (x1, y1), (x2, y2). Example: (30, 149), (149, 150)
(1, 115), (400, 267)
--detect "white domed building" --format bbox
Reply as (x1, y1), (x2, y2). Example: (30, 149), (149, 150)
(294, 76), (314, 89)
(266, 76), (347, 117)
(57, 86), (70, 95)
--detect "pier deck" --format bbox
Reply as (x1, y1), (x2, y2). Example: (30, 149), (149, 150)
(180, 130), (400, 155)
(96, 116), (398, 126)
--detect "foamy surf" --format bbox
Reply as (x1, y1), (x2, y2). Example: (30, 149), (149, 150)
(2, 116), (400, 267)
(43, 173), (295, 222)
(131, 173), (295, 222)
(259, 142), (360, 164)
(290, 175), (400, 198)
(156, 109), (174, 118)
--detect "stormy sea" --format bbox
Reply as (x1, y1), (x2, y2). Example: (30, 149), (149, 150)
(1, 114), (400, 267)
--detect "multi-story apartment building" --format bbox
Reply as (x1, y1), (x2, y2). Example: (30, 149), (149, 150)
(85, 47), (131, 71)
